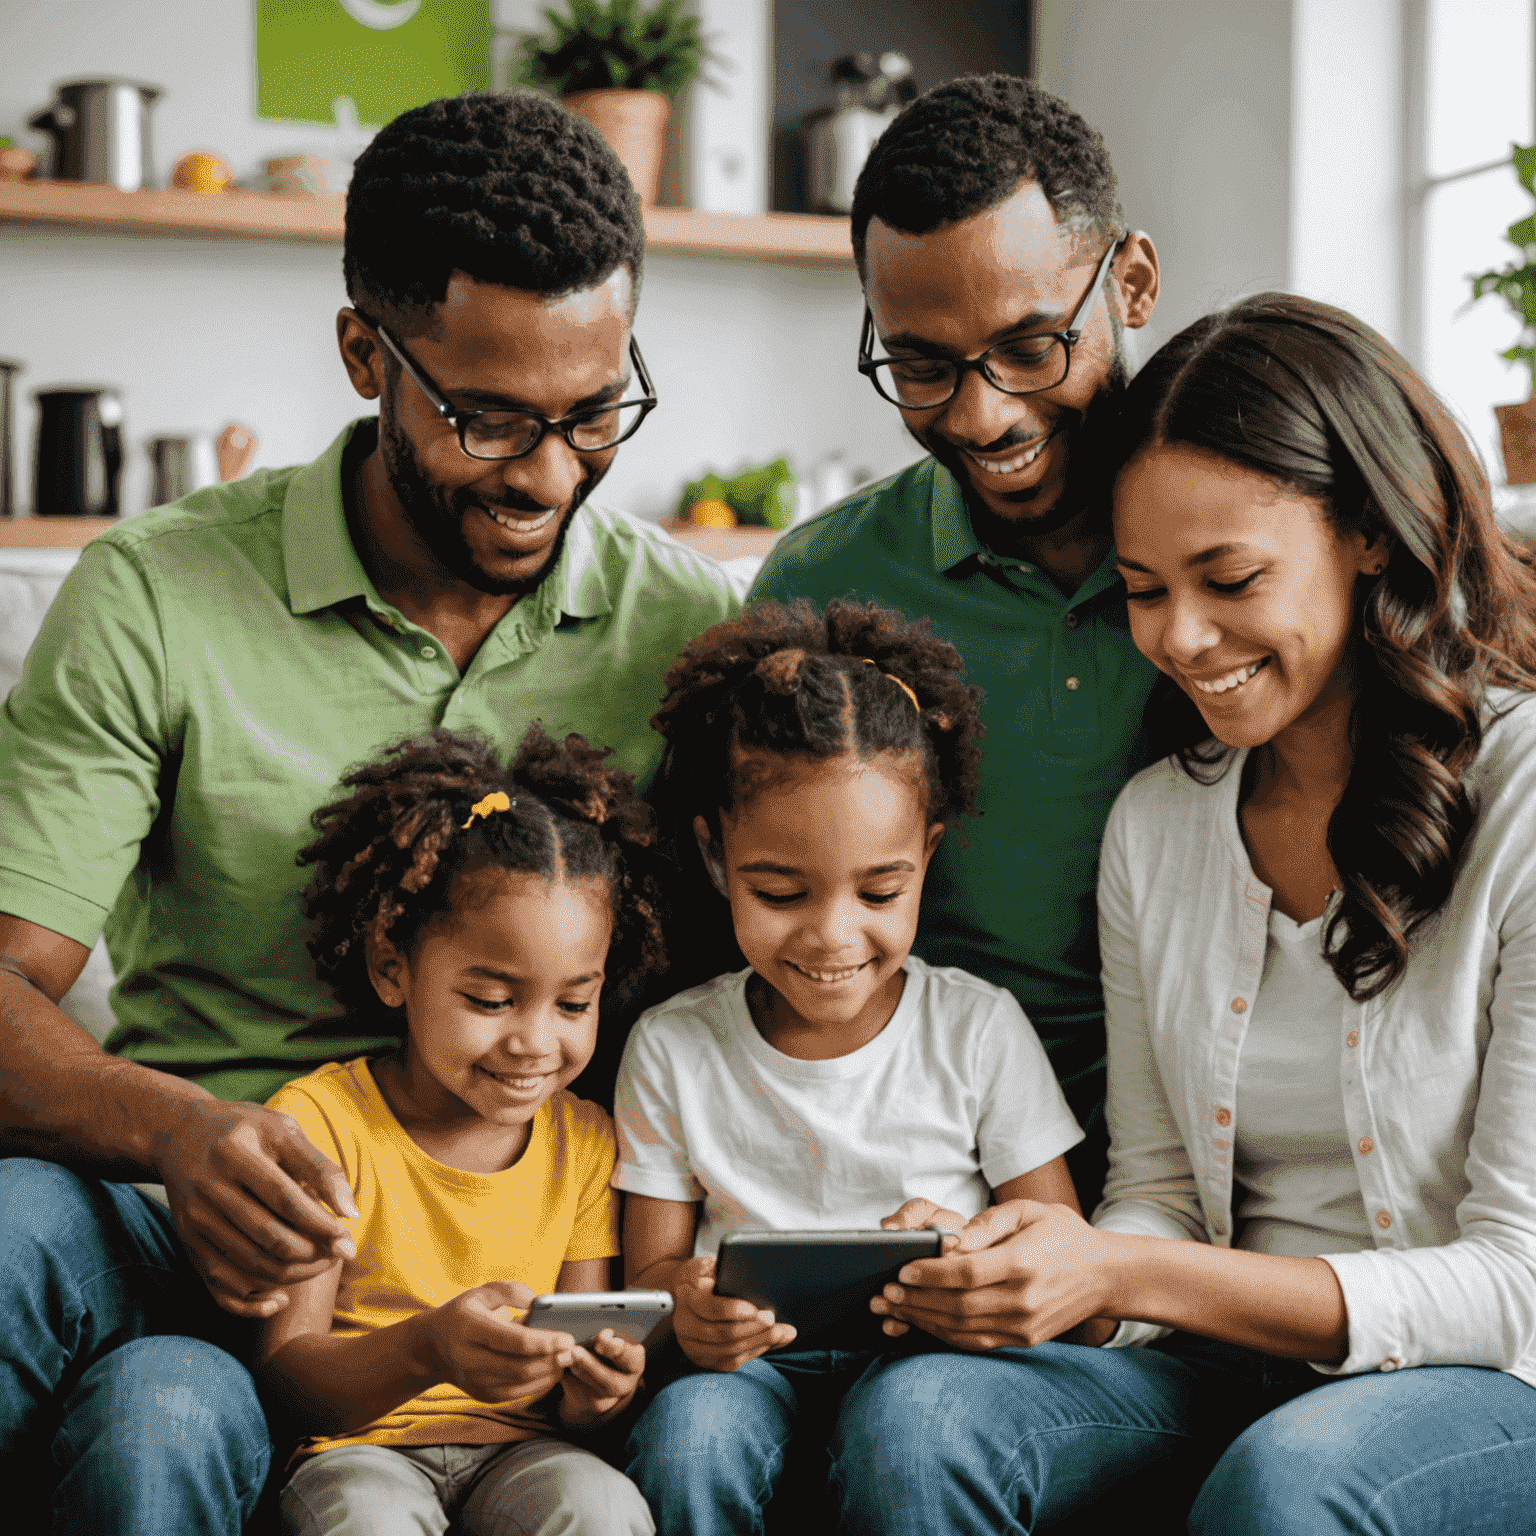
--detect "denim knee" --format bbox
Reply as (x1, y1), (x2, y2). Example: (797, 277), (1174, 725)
(1191, 1389), (1366, 1536)
(52, 1334), (271, 1533)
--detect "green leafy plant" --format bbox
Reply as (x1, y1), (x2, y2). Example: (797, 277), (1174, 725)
(522, 0), (704, 96)
(678, 459), (797, 528)
(1471, 143), (1536, 399)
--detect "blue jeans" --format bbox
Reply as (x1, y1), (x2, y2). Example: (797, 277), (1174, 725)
(0, 1158), (271, 1533)
(623, 1333), (1536, 1535)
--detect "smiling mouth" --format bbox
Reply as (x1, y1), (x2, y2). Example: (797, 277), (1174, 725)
(1189, 657), (1271, 695)
(787, 959), (873, 984)
(482, 504), (558, 533)
(967, 433), (1055, 476)
(477, 1064), (550, 1091)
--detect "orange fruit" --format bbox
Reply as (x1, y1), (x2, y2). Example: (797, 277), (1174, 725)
(688, 497), (737, 528)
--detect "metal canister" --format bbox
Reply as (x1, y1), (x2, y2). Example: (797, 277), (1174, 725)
(27, 79), (162, 191)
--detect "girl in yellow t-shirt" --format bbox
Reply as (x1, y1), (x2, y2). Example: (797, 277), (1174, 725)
(257, 724), (668, 1536)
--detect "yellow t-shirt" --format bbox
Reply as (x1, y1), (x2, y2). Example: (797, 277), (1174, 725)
(266, 1056), (620, 1455)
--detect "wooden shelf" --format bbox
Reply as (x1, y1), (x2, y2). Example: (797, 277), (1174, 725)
(0, 517), (118, 548)
(0, 515), (784, 557)
(663, 521), (782, 562)
(0, 180), (853, 265)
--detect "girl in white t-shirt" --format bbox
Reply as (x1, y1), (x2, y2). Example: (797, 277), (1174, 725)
(613, 598), (1083, 1535)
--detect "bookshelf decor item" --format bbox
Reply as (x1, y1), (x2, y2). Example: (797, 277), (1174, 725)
(522, 0), (704, 204)
(1472, 144), (1536, 484)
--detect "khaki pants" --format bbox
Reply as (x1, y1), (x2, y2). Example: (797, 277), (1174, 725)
(281, 1438), (655, 1536)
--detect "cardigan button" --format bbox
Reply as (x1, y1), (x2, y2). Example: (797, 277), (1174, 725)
(1358, 1136), (1374, 1155)
(1380, 1357), (1401, 1371)
(1347, 1030), (1360, 1047)
(1231, 998), (1247, 1014)
(1375, 1211), (1392, 1230)
(1214, 1107), (1232, 1127)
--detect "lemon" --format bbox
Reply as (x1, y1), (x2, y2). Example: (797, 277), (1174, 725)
(688, 497), (737, 529)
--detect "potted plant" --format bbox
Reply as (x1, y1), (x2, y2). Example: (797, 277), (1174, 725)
(1471, 143), (1536, 483)
(522, 0), (704, 205)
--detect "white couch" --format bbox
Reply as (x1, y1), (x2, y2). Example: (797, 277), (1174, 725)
(1, 547), (119, 1045)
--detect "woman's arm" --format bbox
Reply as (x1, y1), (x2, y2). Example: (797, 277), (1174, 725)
(876, 1199), (1346, 1358)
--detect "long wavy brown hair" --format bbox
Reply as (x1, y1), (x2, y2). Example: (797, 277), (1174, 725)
(1100, 292), (1536, 999)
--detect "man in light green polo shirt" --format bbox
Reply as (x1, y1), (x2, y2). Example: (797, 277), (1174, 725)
(0, 94), (734, 1531)
(751, 75), (1161, 1218)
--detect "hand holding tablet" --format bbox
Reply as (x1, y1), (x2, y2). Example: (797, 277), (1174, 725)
(714, 1228), (947, 1349)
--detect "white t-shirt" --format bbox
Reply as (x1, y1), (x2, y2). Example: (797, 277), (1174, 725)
(612, 956), (1083, 1257)
(1233, 908), (1373, 1257)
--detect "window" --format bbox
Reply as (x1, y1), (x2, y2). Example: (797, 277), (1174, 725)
(1415, 0), (1536, 480)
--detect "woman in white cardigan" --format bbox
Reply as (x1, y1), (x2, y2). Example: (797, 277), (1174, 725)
(868, 294), (1536, 1533)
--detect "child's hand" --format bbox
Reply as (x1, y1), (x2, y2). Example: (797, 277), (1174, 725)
(874, 1200), (963, 1337)
(673, 1254), (796, 1372)
(556, 1329), (645, 1429)
(420, 1280), (574, 1406)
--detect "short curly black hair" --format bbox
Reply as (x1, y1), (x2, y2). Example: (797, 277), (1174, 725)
(298, 724), (668, 1030)
(851, 73), (1124, 276)
(344, 91), (645, 333)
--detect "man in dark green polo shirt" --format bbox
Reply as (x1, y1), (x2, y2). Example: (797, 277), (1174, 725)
(751, 74), (1161, 1216)
(0, 94), (734, 1531)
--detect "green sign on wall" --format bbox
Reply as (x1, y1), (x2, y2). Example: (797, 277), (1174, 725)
(256, 0), (491, 128)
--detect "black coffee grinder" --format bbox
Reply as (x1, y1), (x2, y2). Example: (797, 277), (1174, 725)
(34, 388), (124, 517)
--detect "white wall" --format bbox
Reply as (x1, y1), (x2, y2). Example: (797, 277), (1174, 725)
(1034, 0), (1295, 359)
(0, 1), (917, 518)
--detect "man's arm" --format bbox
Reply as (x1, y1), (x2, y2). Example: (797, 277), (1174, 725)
(0, 914), (359, 1316)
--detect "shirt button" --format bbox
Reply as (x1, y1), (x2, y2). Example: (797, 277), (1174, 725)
(1214, 1107), (1232, 1127)
(420, 645), (437, 659)
(1211, 1218), (1227, 1236)
(1347, 1030), (1360, 1047)
(1375, 1211), (1392, 1230)
(1064, 612), (1079, 628)
(1231, 998), (1247, 1014)
(1065, 676), (1080, 690)
(1358, 1136), (1374, 1155)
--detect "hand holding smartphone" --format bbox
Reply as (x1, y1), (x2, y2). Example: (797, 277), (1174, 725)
(523, 1289), (674, 1348)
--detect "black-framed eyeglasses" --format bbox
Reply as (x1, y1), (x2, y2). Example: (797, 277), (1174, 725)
(370, 320), (658, 461)
(858, 236), (1126, 410)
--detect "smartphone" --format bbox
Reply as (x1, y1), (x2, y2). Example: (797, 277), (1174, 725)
(524, 1290), (674, 1348)
(714, 1228), (944, 1346)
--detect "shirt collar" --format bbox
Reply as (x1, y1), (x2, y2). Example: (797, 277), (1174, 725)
(283, 420), (613, 624)
(283, 420), (376, 617)
(554, 502), (614, 621)
(926, 454), (1126, 606)
(928, 460), (983, 575)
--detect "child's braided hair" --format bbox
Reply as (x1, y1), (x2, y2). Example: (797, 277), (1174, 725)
(298, 725), (667, 1028)
(650, 598), (985, 836)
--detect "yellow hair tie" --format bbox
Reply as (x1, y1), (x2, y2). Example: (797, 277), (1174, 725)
(461, 790), (512, 829)
(865, 658), (920, 712)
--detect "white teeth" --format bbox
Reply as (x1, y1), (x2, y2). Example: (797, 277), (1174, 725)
(791, 961), (868, 983)
(1191, 660), (1267, 694)
(972, 437), (1049, 475)
(487, 506), (556, 532)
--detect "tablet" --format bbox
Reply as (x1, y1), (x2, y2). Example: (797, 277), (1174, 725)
(524, 1290), (674, 1348)
(714, 1228), (944, 1346)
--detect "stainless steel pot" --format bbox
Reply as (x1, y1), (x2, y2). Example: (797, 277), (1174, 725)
(28, 79), (162, 191)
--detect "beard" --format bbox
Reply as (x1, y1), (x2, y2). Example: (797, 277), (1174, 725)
(378, 392), (609, 598)
(913, 306), (1133, 548)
